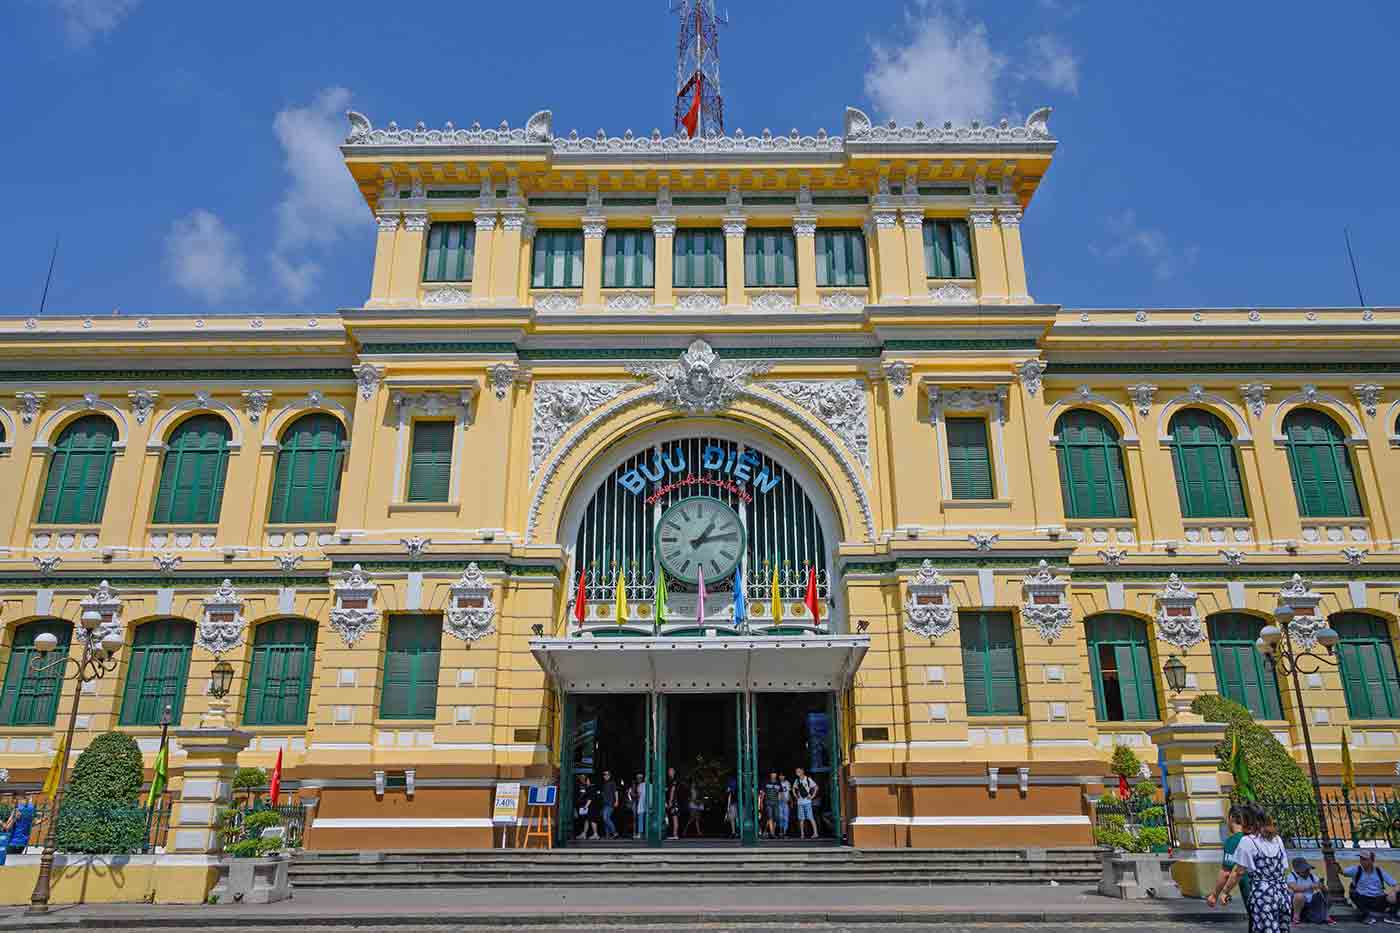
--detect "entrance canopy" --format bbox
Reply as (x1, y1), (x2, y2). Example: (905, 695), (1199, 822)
(530, 634), (869, 693)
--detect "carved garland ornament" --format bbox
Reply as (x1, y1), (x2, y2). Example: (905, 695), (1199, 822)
(445, 563), (497, 642)
(196, 579), (246, 658)
(79, 579), (124, 646)
(1278, 573), (1325, 650)
(1021, 560), (1072, 643)
(330, 564), (380, 647)
(763, 380), (870, 475)
(904, 560), (955, 639)
(1155, 573), (1204, 650)
(530, 381), (634, 478)
(628, 339), (772, 417)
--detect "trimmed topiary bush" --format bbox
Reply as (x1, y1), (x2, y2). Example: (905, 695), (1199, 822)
(65, 732), (144, 804)
(1110, 745), (1142, 779)
(55, 731), (147, 853)
(1190, 694), (1314, 801)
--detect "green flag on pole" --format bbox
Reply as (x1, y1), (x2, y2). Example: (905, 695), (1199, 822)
(1229, 733), (1255, 801)
(653, 565), (668, 631)
(146, 738), (169, 809)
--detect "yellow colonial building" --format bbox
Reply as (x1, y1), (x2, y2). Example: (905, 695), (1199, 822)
(2, 104), (1399, 853)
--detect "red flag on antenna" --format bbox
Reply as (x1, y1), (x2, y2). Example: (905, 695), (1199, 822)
(681, 74), (702, 138)
(573, 568), (587, 627)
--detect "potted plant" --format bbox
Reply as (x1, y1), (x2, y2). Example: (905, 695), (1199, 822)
(210, 808), (291, 904)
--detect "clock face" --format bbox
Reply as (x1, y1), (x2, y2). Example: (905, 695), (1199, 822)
(655, 497), (746, 586)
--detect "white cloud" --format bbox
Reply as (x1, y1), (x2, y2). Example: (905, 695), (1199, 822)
(269, 254), (321, 304)
(1090, 211), (1200, 281)
(52, 0), (139, 47)
(865, 5), (1006, 125)
(164, 209), (248, 303)
(1029, 34), (1080, 95)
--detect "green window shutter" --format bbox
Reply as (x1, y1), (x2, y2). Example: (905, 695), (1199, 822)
(1054, 410), (1131, 519)
(950, 221), (974, 278)
(39, 415), (117, 525)
(744, 230), (796, 287)
(946, 417), (994, 499)
(531, 231), (585, 289)
(1336, 614), (1400, 720)
(1086, 615), (1159, 722)
(406, 420), (454, 503)
(1169, 410), (1247, 519)
(1284, 409), (1363, 518)
(924, 221), (972, 279)
(380, 615), (441, 720)
(815, 229), (867, 287)
(0, 621), (72, 726)
(1208, 615), (1283, 720)
(153, 415), (231, 524)
(961, 612), (1021, 716)
(269, 414), (346, 524)
(423, 223), (476, 283)
(603, 230), (655, 289)
(244, 618), (315, 726)
(119, 619), (194, 726)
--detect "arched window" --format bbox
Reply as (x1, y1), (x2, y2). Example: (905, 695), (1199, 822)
(269, 413), (346, 525)
(1086, 614), (1159, 722)
(119, 619), (194, 726)
(1208, 614), (1282, 720)
(1168, 409), (1247, 518)
(1054, 410), (1132, 519)
(152, 415), (232, 525)
(0, 620), (72, 725)
(38, 415), (118, 524)
(1282, 409), (1362, 518)
(380, 615), (441, 720)
(1335, 613), (1400, 720)
(244, 618), (317, 726)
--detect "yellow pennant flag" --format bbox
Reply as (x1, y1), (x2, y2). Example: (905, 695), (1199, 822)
(614, 570), (628, 625)
(1342, 727), (1356, 792)
(769, 563), (781, 625)
(42, 737), (66, 801)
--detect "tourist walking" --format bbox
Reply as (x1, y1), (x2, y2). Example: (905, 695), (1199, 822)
(724, 774), (738, 838)
(761, 771), (782, 839)
(777, 772), (792, 838)
(1209, 802), (1292, 931)
(666, 767), (680, 840)
(1343, 850), (1400, 924)
(600, 770), (619, 839)
(684, 780), (705, 837)
(793, 767), (819, 840)
(631, 772), (648, 839)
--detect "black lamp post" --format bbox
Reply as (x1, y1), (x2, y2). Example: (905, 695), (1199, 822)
(1256, 603), (1344, 898)
(1162, 655), (1187, 695)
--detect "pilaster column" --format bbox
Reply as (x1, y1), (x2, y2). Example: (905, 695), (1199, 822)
(169, 727), (251, 854)
(1150, 714), (1230, 897)
(471, 213), (498, 303)
(516, 221), (537, 305)
(370, 213), (399, 302)
(793, 214), (817, 307)
(871, 208), (907, 303)
(492, 211), (525, 302)
(901, 209), (928, 301)
(999, 209), (1030, 303)
(391, 212), (429, 305)
(652, 216), (676, 307)
(723, 216), (747, 307)
(970, 209), (1007, 303)
(582, 216), (607, 307)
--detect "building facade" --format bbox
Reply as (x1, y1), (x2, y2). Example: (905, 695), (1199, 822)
(2, 105), (1399, 850)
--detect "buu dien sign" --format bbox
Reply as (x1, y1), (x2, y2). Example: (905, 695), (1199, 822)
(617, 443), (782, 503)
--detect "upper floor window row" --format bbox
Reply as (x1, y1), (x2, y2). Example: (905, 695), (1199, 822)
(924, 219), (974, 279)
(36, 412), (347, 529)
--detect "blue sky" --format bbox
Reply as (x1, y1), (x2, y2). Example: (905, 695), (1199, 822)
(2, 0), (1397, 316)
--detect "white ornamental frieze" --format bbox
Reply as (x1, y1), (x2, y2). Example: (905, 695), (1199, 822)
(329, 564), (380, 647)
(762, 380), (869, 474)
(1278, 573), (1326, 649)
(196, 579), (246, 658)
(904, 560), (955, 640)
(629, 339), (771, 417)
(1155, 573), (1204, 650)
(79, 579), (124, 646)
(530, 382), (634, 478)
(1021, 560), (1072, 643)
(445, 563), (497, 642)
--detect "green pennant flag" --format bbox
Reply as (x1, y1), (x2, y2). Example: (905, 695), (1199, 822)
(653, 565), (668, 630)
(1229, 733), (1255, 801)
(146, 738), (169, 809)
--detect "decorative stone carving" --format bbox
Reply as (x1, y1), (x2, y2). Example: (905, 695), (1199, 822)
(79, 579), (124, 647)
(487, 363), (519, 400)
(422, 286), (473, 306)
(969, 532), (999, 552)
(1097, 546), (1126, 567)
(1016, 359), (1046, 397)
(530, 381), (633, 477)
(883, 361), (913, 397)
(929, 283), (976, 304)
(153, 554), (181, 574)
(475, 213), (498, 233)
(763, 380), (869, 472)
(581, 217), (607, 240)
(1342, 546), (1368, 566)
(676, 292), (724, 311)
(651, 217), (676, 238)
(196, 579), (246, 658)
(375, 212), (400, 232)
(393, 391), (471, 419)
(969, 209), (995, 229)
(901, 209), (925, 230)
(1219, 548), (1246, 566)
(275, 554), (303, 573)
(1022, 561), (1072, 643)
(16, 392), (45, 424)
(329, 564), (380, 647)
(239, 390), (273, 424)
(722, 217), (747, 238)
(1240, 383), (1270, 418)
(629, 340), (771, 417)
(1127, 384), (1157, 417)
(606, 292), (652, 311)
(33, 555), (61, 574)
(750, 292), (795, 311)
(128, 390), (159, 425)
(499, 212), (526, 232)
(445, 562), (497, 642)
(871, 208), (899, 230)
(524, 109), (553, 142)
(1354, 384), (1384, 417)
(353, 363), (384, 401)
(1155, 574), (1204, 650)
(1278, 573), (1325, 649)
(930, 386), (1009, 423)
(904, 560), (955, 639)
(402, 212), (429, 233)
(820, 291), (866, 311)
(401, 536), (430, 559)
(792, 215), (817, 238)
(535, 293), (579, 313)
(998, 209), (1023, 228)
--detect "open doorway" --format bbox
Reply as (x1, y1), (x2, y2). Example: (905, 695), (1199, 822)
(755, 692), (838, 842)
(564, 693), (647, 842)
(664, 693), (738, 841)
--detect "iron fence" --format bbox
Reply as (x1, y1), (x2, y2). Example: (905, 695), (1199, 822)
(1092, 792), (1175, 851)
(1245, 790), (1400, 850)
(3, 798), (172, 854)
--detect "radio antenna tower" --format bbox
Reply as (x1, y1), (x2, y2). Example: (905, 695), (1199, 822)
(671, 0), (727, 138)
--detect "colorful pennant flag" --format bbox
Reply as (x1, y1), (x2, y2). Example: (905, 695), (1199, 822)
(696, 566), (707, 625)
(42, 737), (65, 801)
(1342, 728), (1356, 793)
(654, 565), (669, 630)
(769, 562), (781, 625)
(614, 571), (628, 625)
(268, 748), (283, 807)
(573, 568), (587, 628)
(732, 565), (747, 628)
(145, 734), (169, 809)
(803, 566), (821, 624)
(1229, 733), (1255, 801)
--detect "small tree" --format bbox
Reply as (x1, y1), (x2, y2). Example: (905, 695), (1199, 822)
(1110, 745), (1142, 781)
(233, 767), (268, 806)
(55, 732), (146, 853)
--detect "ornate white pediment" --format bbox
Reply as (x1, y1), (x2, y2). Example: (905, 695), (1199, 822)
(1155, 574), (1204, 650)
(629, 339), (771, 416)
(904, 560), (955, 640)
(1278, 573), (1325, 649)
(330, 564), (380, 647)
(445, 563), (497, 642)
(79, 579), (124, 646)
(196, 579), (246, 657)
(1022, 560), (1071, 643)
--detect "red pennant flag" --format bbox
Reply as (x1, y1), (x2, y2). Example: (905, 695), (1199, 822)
(681, 74), (702, 138)
(269, 748), (283, 807)
(803, 566), (820, 623)
(573, 568), (587, 627)
(1117, 774), (1130, 800)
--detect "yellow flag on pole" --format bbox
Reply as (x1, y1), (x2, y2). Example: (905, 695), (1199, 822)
(769, 562), (781, 625)
(1342, 728), (1356, 792)
(614, 570), (628, 625)
(42, 737), (65, 801)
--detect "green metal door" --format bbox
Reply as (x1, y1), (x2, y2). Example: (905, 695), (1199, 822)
(738, 690), (758, 845)
(828, 691), (845, 845)
(557, 692), (576, 847)
(648, 692), (665, 846)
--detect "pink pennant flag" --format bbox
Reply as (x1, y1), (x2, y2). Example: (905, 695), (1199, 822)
(696, 565), (706, 625)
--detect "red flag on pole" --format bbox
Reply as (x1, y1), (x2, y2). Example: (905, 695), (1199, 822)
(680, 74), (702, 138)
(268, 748), (283, 807)
(573, 568), (587, 627)
(1117, 774), (1130, 800)
(803, 566), (820, 623)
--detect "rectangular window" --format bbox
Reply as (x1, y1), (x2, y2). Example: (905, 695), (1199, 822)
(531, 230), (585, 289)
(602, 230), (655, 289)
(380, 615), (442, 720)
(960, 611), (1022, 716)
(923, 219), (975, 279)
(1212, 639), (1283, 721)
(423, 222), (476, 282)
(743, 229), (797, 287)
(815, 228), (868, 287)
(406, 421), (453, 503)
(946, 417), (994, 499)
(673, 229), (726, 288)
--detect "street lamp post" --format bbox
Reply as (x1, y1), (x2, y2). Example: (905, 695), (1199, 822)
(1256, 604), (1344, 898)
(27, 609), (124, 913)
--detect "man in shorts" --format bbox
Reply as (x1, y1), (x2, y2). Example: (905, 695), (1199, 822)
(793, 767), (819, 839)
(776, 772), (792, 838)
(761, 771), (782, 839)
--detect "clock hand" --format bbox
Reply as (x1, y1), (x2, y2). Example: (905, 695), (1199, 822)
(691, 530), (738, 548)
(688, 519), (717, 549)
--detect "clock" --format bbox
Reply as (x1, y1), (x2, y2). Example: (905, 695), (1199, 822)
(654, 497), (746, 586)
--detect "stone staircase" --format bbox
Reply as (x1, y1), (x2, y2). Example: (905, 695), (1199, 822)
(289, 845), (1105, 888)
